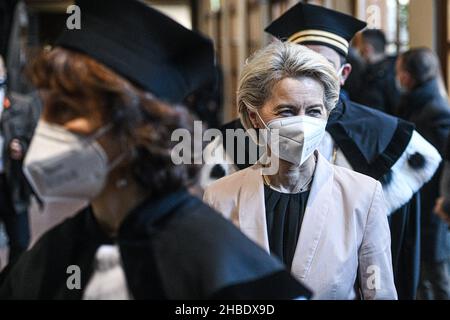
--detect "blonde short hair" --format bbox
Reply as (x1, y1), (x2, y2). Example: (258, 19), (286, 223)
(237, 40), (340, 130)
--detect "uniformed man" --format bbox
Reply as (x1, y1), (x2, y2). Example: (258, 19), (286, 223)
(201, 2), (441, 300)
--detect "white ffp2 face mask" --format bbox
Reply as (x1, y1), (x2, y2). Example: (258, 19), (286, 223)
(23, 120), (121, 203)
(258, 113), (327, 166)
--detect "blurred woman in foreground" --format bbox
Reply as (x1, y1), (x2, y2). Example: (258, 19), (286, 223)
(0, 0), (308, 300)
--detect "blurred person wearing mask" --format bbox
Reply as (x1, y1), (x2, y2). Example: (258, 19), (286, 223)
(0, 0), (311, 300)
(0, 54), (40, 266)
(396, 48), (450, 300)
(202, 2), (441, 300)
(355, 29), (401, 115)
(204, 41), (397, 300)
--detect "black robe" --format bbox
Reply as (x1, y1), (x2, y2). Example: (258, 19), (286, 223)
(0, 190), (311, 300)
(218, 95), (420, 299)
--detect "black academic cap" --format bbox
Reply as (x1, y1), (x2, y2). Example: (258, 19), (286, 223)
(265, 2), (367, 57)
(56, 0), (215, 104)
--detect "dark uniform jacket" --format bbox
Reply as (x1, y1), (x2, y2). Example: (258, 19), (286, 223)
(0, 190), (311, 299)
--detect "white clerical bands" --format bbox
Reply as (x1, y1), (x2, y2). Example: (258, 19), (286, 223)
(287, 29), (349, 55)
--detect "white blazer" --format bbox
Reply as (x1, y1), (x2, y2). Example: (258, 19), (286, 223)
(204, 152), (398, 300)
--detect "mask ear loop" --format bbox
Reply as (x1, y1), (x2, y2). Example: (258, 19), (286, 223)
(86, 123), (128, 171)
(88, 123), (114, 141)
(108, 152), (128, 171)
(254, 110), (270, 130)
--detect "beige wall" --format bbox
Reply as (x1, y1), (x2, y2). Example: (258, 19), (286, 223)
(409, 0), (436, 50)
(331, 0), (354, 15)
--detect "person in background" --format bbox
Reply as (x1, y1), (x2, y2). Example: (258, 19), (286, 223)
(396, 47), (450, 300)
(0, 0), (310, 300)
(355, 29), (400, 115)
(202, 2), (441, 300)
(435, 132), (450, 227)
(0, 54), (40, 266)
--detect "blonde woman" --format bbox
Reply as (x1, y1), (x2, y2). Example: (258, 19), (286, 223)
(204, 41), (398, 300)
(0, 2), (309, 300)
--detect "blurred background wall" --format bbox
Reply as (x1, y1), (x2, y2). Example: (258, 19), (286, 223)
(1, 0), (448, 126)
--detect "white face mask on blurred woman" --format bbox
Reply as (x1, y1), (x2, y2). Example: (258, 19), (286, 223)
(257, 112), (327, 166)
(23, 120), (124, 203)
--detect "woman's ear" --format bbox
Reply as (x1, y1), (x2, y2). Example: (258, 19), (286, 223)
(339, 63), (352, 86)
(248, 110), (260, 129)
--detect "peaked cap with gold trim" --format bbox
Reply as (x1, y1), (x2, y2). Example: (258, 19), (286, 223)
(265, 2), (366, 56)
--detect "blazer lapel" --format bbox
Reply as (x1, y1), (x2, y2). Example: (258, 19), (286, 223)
(291, 152), (333, 281)
(237, 165), (271, 253)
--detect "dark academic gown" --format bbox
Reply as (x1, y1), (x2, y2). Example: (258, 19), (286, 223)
(0, 190), (311, 300)
(218, 94), (420, 300)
